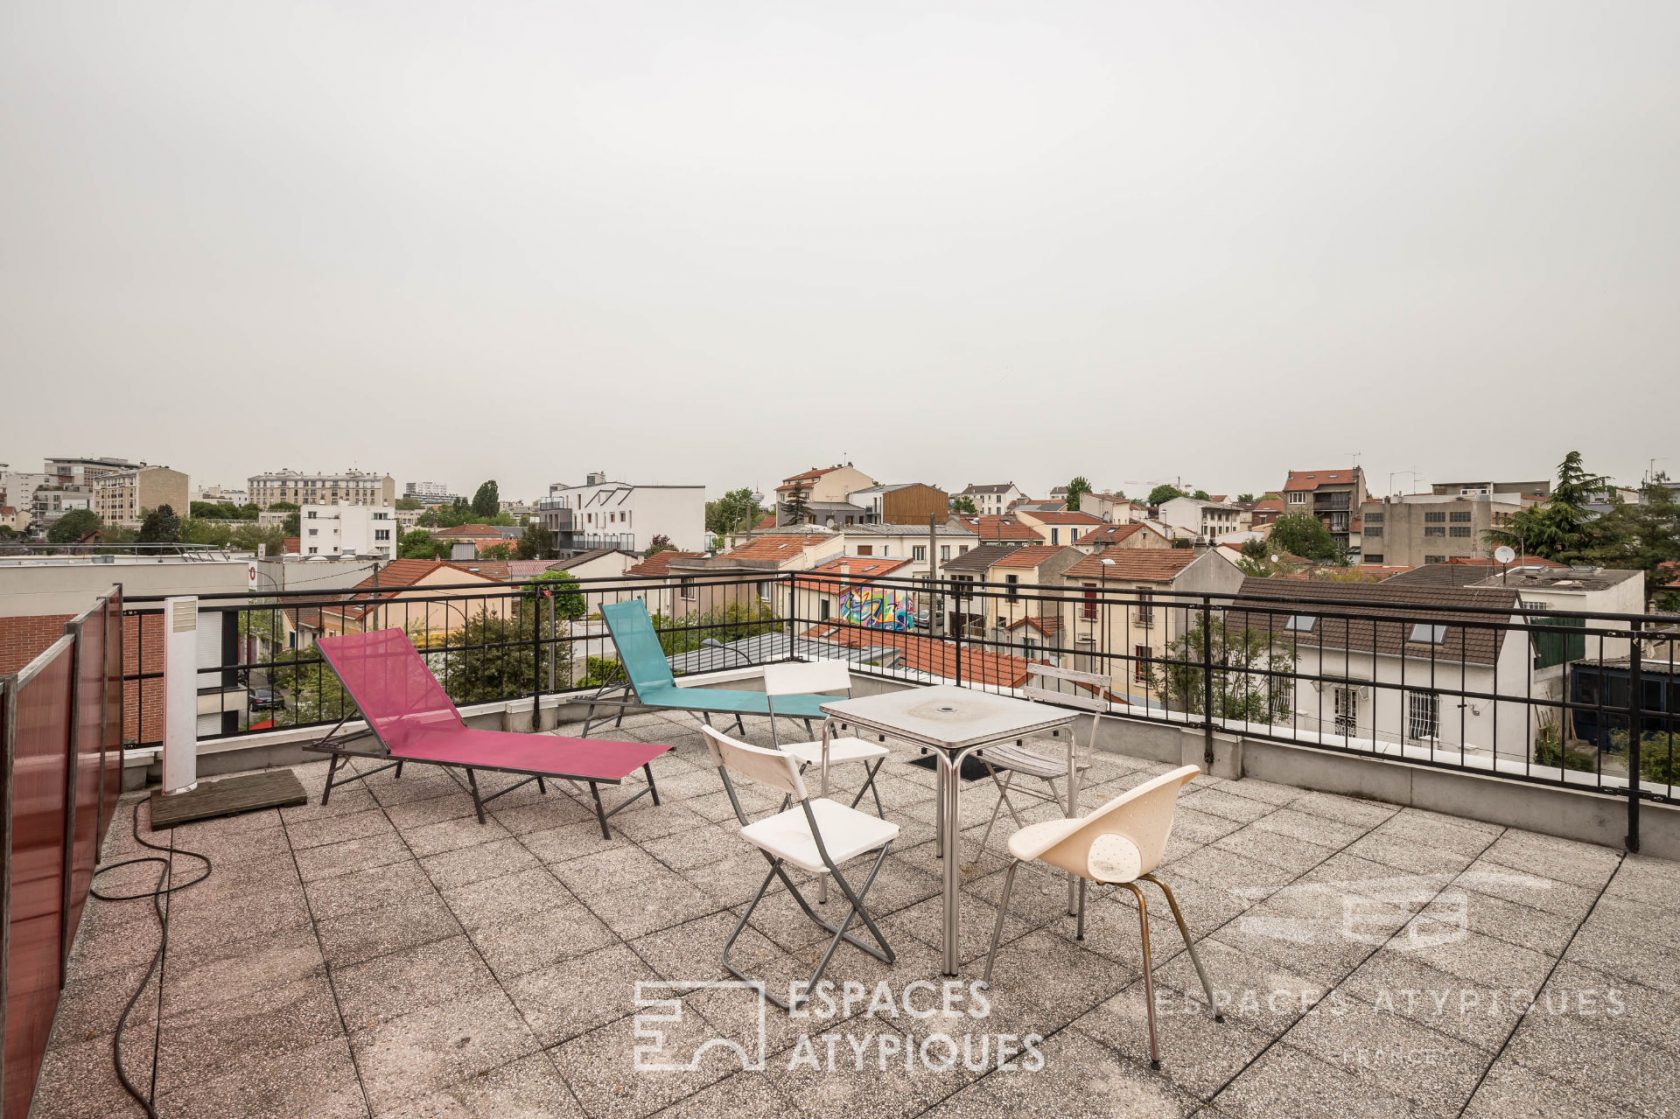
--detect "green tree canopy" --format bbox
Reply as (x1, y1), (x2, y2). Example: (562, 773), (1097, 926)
(471, 480), (500, 519)
(398, 529), (449, 560)
(705, 488), (763, 536)
(1065, 476), (1092, 512)
(951, 495), (977, 515)
(1268, 512), (1343, 564)
(47, 508), (100, 543)
(1148, 484), (1186, 507)
(1486, 451), (1607, 563)
(1149, 619), (1297, 722)
(516, 519), (552, 560)
(1192, 489), (1211, 501)
(138, 505), (182, 545)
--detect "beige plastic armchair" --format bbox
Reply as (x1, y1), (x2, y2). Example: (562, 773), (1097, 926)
(981, 764), (1222, 1069)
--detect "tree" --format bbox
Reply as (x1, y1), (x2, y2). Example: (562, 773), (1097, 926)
(951, 496), (977, 515)
(395, 496), (423, 511)
(480, 542), (514, 561)
(47, 508), (100, 543)
(471, 480), (500, 519)
(436, 570), (587, 708)
(398, 530), (449, 560)
(705, 488), (763, 537)
(138, 505), (182, 545)
(1148, 484), (1186, 507)
(1192, 489), (1211, 501)
(1149, 618), (1297, 722)
(645, 534), (675, 557)
(1486, 451), (1606, 562)
(1236, 493), (1256, 504)
(782, 481), (811, 525)
(516, 519), (552, 561)
(1578, 474), (1680, 605)
(1268, 512), (1344, 564)
(1065, 476), (1092, 512)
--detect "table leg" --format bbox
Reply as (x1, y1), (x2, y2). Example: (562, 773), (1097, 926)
(1066, 728), (1081, 916)
(819, 717), (832, 905)
(937, 749), (965, 977)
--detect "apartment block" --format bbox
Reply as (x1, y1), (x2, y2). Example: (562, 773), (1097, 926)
(846, 483), (951, 526)
(1281, 468), (1368, 556)
(296, 504), (400, 558)
(249, 468), (396, 509)
(954, 482), (1024, 516)
(93, 465), (189, 529)
(1359, 493), (1522, 567)
(540, 472), (706, 554)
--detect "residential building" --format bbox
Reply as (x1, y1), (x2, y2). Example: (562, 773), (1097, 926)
(303, 559), (506, 642)
(1430, 480), (1551, 502)
(0, 468), (49, 520)
(1359, 491), (1523, 567)
(791, 556), (915, 627)
(980, 545), (1086, 657)
(0, 506), (26, 533)
(1157, 496), (1248, 543)
(1013, 509), (1105, 547)
(249, 469), (396, 509)
(1228, 578), (1533, 761)
(846, 483), (950, 526)
(192, 483), (250, 506)
(955, 515), (1041, 545)
(954, 483), (1023, 517)
(29, 485), (92, 530)
(432, 523), (522, 560)
(1074, 491), (1138, 523)
(1250, 496), (1285, 527)
(774, 464), (876, 527)
(1281, 468), (1368, 557)
(1073, 522), (1172, 553)
(939, 545), (1029, 637)
(1061, 547), (1244, 699)
(295, 504), (400, 558)
(43, 456), (144, 486)
(834, 520), (980, 581)
(539, 472), (706, 554)
(93, 465), (189, 529)
(665, 532), (844, 619)
(403, 481), (460, 506)
(621, 549), (706, 619)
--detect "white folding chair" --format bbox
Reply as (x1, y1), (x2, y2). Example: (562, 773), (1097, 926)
(702, 724), (898, 1012)
(982, 765), (1223, 1069)
(972, 663), (1108, 857)
(764, 660), (891, 817)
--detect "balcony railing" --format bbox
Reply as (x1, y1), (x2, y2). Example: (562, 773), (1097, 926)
(117, 570), (1679, 851)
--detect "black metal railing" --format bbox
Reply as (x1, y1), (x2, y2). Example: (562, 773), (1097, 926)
(118, 569), (1679, 850)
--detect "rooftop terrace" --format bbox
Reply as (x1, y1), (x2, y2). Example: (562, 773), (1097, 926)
(35, 710), (1680, 1119)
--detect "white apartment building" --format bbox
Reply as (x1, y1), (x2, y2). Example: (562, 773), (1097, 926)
(540, 472), (706, 553)
(956, 483), (1024, 516)
(1157, 496), (1248, 543)
(43, 456), (144, 485)
(249, 469), (396, 509)
(193, 483), (251, 506)
(296, 504), (399, 558)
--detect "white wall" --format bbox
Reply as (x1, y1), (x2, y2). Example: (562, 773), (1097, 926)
(545, 481), (707, 552)
(299, 505), (398, 558)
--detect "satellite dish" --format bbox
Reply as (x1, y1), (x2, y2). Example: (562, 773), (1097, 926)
(1494, 546), (1516, 565)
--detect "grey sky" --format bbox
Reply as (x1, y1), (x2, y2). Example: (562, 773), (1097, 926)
(3, 2), (1676, 503)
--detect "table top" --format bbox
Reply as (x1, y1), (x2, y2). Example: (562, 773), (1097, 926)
(820, 685), (1075, 751)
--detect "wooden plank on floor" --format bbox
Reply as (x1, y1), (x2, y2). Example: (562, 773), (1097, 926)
(149, 770), (308, 828)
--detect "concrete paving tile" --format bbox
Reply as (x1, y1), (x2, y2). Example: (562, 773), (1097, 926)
(1075, 982), (1271, 1099)
(1562, 916), (1680, 994)
(1214, 825), (1341, 874)
(1343, 831), (1480, 877)
(548, 844), (671, 896)
(1476, 830), (1622, 890)
(304, 858), (434, 923)
(333, 934), (495, 1034)
(1284, 996), (1493, 1115)
(420, 836), (540, 891)
(294, 831), (414, 883)
(377, 1052), (581, 1118)
(919, 1025), (1192, 1119)
(1501, 987), (1680, 1117)
(1461, 1060), (1611, 1118)
(552, 1007), (736, 1119)
(646, 1070), (790, 1118)
(1336, 952), (1525, 1052)
(628, 910), (787, 984)
(585, 875), (724, 941)
(155, 975), (343, 1093)
(351, 989), (540, 1116)
(1284, 792), (1398, 830)
(156, 1035), (368, 1119)
(403, 814), (511, 858)
(1383, 926), (1554, 991)
(287, 807), (398, 850)
(161, 922), (326, 1017)
(467, 900), (616, 980)
(317, 890), (464, 969)
(440, 864), (572, 928)
(521, 818), (624, 864)
(1456, 861), (1599, 919)
(1211, 1042), (1416, 1118)
(505, 942), (659, 1046)
(1248, 806), (1367, 848)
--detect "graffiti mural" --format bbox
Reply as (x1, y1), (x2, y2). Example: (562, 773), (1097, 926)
(839, 586), (916, 632)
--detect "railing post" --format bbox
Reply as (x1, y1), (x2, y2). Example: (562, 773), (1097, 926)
(1201, 595), (1215, 768)
(530, 587), (543, 732)
(785, 573), (796, 659)
(952, 580), (963, 685)
(1626, 619), (1643, 853)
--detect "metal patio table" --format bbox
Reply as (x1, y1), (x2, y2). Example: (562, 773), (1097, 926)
(819, 685), (1077, 977)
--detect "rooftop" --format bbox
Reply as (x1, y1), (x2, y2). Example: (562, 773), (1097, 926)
(42, 709), (1673, 1118)
(1065, 548), (1202, 582)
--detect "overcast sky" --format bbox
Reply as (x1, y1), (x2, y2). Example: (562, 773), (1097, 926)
(3, 2), (1676, 504)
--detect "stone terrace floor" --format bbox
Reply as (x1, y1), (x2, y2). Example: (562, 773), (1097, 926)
(33, 710), (1680, 1118)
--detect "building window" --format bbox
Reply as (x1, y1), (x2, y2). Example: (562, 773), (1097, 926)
(1449, 511), (1472, 523)
(1136, 593), (1154, 628)
(1407, 691), (1441, 741)
(307, 528), (318, 536)
(820, 599), (831, 621)
(913, 545), (927, 562)
(1365, 553), (1384, 564)
(1134, 644), (1152, 682)
(1365, 512), (1384, 525)
(307, 511), (317, 519)
(1364, 527), (1383, 538)
(1288, 491), (1307, 504)
(1005, 574), (1019, 600)
(1082, 584), (1098, 621)
(1333, 686), (1359, 733)
(856, 546), (873, 556)
(940, 546), (951, 561)
(1449, 526), (1471, 537)
(1050, 529), (1060, 544)
(1285, 615), (1317, 632)
(1424, 526), (1446, 537)
(1425, 554), (1445, 564)
(680, 577), (696, 601)
(1424, 512), (1446, 523)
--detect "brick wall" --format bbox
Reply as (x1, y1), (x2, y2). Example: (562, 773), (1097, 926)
(0, 614), (72, 675)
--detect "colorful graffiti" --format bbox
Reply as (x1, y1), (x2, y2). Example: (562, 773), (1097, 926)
(839, 586), (916, 632)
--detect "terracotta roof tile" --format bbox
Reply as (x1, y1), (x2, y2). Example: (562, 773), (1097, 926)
(1065, 548), (1201, 582)
(801, 624), (1031, 688)
(628, 551), (704, 578)
(1024, 511), (1103, 525)
(791, 556), (911, 592)
(987, 545), (1073, 570)
(960, 516), (1040, 541)
(720, 534), (831, 563)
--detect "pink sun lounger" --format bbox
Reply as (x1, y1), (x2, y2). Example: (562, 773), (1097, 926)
(306, 628), (670, 838)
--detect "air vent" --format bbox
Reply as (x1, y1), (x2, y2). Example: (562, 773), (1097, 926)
(172, 600), (198, 633)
